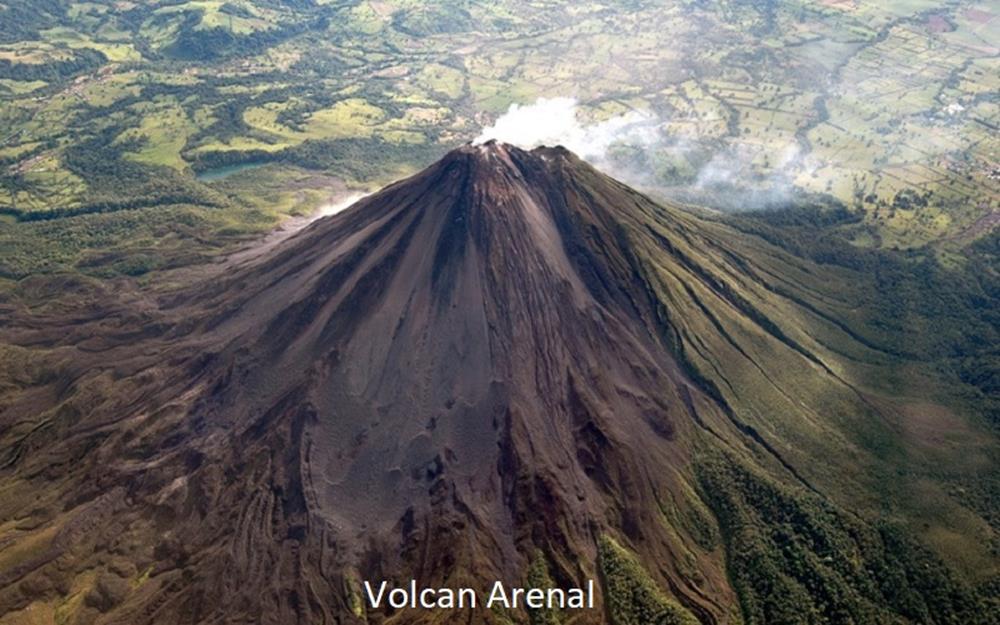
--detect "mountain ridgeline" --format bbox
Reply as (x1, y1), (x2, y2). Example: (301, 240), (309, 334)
(0, 142), (995, 624)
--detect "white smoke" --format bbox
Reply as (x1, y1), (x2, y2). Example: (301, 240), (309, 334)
(473, 97), (659, 161)
(696, 143), (802, 188)
(691, 142), (821, 210)
(316, 192), (369, 219)
(474, 97), (816, 211)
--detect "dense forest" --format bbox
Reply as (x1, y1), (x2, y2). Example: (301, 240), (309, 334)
(697, 452), (994, 624)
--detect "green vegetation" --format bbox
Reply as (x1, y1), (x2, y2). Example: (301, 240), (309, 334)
(525, 553), (561, 625)
(598, 536), (699, 625)
(727, 205), (1000, 424)
(697, 452), (993, 624)
(0, 161), (345, 279)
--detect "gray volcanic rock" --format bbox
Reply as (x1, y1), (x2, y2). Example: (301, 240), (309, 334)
(167, 141), (733, 621)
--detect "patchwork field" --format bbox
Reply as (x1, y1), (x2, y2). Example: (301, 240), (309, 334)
(0, 0), (997, 280)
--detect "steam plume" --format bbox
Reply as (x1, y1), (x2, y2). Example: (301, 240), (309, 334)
(474, 97), (657, 161)
(474, 97), (813, 211)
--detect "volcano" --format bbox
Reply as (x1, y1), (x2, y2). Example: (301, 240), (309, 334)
(0, 142), (992, 624)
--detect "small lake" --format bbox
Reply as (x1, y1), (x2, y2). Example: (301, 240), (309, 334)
(195, 161), (270, 182)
